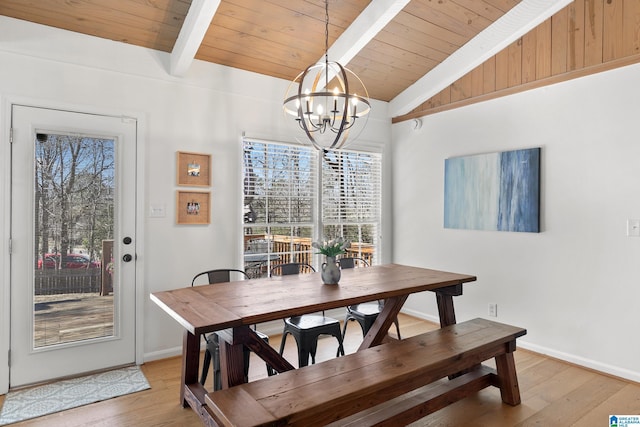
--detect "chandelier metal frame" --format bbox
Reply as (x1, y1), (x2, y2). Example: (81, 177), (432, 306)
(283, 0), (371, 151)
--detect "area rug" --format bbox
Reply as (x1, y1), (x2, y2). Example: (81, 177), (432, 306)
(0, 366), (150, 425)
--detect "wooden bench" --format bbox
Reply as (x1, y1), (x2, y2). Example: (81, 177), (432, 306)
(204, 318), (526, 427)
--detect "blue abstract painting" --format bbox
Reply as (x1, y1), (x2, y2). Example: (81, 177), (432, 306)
(444, 148), (540, 232)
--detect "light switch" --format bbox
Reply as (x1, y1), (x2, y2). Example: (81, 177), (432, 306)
(627, 219), (640, 237)
(149, 204), (166, 218)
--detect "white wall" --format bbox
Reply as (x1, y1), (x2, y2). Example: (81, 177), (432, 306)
(0, 16), (391, 389)
(392, 63), (640, 382)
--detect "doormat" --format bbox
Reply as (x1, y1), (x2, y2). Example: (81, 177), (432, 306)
(0, 366), (150, 425)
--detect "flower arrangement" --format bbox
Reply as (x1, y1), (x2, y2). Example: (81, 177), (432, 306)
(312, 237), (351, 258)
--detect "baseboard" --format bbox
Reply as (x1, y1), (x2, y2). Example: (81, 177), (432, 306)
(144, 346), (182, 362)
(517, 341), (640, 384)
(400, 307), (440, 325)
(400, 308), (640, 384)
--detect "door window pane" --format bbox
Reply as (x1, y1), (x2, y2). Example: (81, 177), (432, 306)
(34, 133), (115, 348)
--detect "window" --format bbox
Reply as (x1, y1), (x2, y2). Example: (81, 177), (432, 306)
(321, 150), (381, 266)
(243, 139), (316, 278)
(242, 138), (381, 277)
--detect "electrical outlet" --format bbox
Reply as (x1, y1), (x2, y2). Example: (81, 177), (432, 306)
(488, 303), (498, 317)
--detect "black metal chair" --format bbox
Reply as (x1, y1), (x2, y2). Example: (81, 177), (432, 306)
(270, 263), (345, 367)
(269, 262), (315, 276)
(339, 258), (402, 340)
(191, 268), (274, 390)
(337, 257), (368, 269)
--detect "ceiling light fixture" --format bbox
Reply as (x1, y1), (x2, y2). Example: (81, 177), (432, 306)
(283, 0), (371, 151)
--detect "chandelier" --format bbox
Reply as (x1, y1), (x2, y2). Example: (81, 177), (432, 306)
(283, 0), (371, 151)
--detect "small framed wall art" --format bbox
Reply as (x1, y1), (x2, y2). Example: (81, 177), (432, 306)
(176, 151), (211, 187)
(176, 190), (210, 225)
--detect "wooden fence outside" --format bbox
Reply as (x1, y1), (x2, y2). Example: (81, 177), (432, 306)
(244, 234), (375, 278)
(34, 269), (102, 295)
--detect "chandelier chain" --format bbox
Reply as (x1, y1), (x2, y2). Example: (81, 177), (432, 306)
(325, 0), (329, 65)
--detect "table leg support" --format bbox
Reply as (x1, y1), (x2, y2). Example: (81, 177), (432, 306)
(181, 330), (201, 407)
(436, 292), (457, 328)
(359, 295), (407, 351)
(218, 337), (246, 388)
(241, 328), (295, 374)
(435, 285), (479, 379)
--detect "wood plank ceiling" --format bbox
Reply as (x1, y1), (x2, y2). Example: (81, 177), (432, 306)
(0, 0), (585, 120)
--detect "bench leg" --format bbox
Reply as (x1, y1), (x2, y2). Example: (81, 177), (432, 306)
(495, 351), (521, 405)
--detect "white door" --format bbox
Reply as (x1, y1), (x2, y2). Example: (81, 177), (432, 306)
(9, 105), (137, 387)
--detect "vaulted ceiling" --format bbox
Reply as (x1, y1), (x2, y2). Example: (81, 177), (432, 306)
(0, 0), (572, 118)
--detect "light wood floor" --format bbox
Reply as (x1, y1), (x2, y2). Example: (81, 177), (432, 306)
(2, 314), (639, 426)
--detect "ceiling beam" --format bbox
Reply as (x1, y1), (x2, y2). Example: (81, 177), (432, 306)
(327, 0), (411, 66)
(169, 0), (220, 77)
(388, 0), (573, 118)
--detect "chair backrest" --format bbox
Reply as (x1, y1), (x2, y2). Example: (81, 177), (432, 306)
(339, 257), (370, 269)
(270, 263), (315, 276)
(191, 268), (249, 286)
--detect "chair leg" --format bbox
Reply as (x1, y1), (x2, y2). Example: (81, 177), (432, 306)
(341, 317), (351, 340)
(362, 317), (375, 336)
(335, 331), (346, 358)
(336, 332), (344, 357)
(299, 344), (311, 368)
(243, 346), (251, 383)
(394, 317), (402, 340)
(282, 330), (311, 368)
(279, 331), (289, 356)
(213, 344), (222, 391)
(309, 337), (320, 365)
(264, 335), (275, 376)
(266, 364), (276, 376)
(200, 348), (211, 386)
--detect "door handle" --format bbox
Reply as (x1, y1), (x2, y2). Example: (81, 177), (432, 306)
(122, 254), (133, 262)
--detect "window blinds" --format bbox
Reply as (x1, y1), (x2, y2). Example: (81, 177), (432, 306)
(243, 139), (316, 227)
(321, 150), (381, 263)
(321, 150), (381, 224)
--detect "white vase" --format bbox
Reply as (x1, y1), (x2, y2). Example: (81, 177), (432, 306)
(321, 256), (341, 285)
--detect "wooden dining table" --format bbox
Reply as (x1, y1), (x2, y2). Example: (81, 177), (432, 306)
(150, 263), (476, 423)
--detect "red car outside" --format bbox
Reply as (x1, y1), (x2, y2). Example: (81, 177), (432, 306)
(38, 253), (100, 269)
